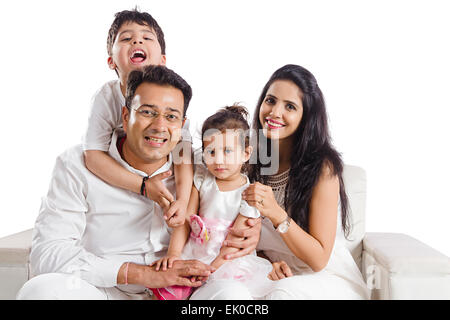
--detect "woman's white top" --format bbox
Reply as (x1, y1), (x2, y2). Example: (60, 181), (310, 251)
(257, 169), (370, 299)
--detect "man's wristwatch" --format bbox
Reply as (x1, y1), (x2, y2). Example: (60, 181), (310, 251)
(275, 215), (291, 234)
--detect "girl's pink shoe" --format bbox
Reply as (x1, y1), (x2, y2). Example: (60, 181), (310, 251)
(150, 286), (193, 300)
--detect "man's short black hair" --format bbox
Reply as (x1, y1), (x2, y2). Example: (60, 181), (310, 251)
(107, 8), (166, 56)
(126, 65), (192, 116)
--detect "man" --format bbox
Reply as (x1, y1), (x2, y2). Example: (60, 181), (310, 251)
(17, 65), (260, 300)
(17, 66), (212, 300)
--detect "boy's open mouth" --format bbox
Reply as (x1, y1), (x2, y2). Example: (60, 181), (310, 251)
(130, 49), (147, 64)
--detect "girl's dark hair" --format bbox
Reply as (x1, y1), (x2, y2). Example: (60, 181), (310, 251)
(248, 64), (350, 237)
(201, 104), (251, 171)
(107, 8), (166, 56)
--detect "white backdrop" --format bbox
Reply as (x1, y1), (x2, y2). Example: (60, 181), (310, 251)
(0, 0), (449, 257)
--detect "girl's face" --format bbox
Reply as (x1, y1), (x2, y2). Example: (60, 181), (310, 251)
(259, 79), (304, 142)
(203, 130), (252, 181)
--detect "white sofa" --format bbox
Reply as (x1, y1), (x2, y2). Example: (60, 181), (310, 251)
(0, 165), (449, 300)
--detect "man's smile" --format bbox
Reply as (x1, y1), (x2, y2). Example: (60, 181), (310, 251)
(144, 135), (168, 147)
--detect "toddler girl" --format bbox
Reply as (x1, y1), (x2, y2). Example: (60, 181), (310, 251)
(150, 105), (273, 300)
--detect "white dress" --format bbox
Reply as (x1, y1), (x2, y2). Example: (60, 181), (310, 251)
(182, 164), (274, 298)
(257, 169), (370, 300)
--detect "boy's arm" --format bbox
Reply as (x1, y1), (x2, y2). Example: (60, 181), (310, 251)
(174, 140), (194, 202)
(210, 214), (248, 270)
(84, 150), (141, 193)
(84, 150), (174, 208)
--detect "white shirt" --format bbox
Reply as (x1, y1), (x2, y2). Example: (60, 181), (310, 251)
(82, 79), (191, 152)
(30, 129), (175, 288)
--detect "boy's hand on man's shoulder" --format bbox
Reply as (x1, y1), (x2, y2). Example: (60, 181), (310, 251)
(144, 170), (174, 209)
(164, 199), (188, 227)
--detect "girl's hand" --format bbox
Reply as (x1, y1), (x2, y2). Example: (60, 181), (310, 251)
(268, 261), (293, 280)
(242, 182), (282, 220)
(150, 254), (181, 271)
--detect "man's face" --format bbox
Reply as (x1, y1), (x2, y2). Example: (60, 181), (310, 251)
(108, 21), (166, 79)
(122, 82), (185, 163)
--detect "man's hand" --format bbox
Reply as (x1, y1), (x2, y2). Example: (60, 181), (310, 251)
(142, 260), (215, 288)
(164, 199), (188, 228)
(222, 217), (262, 260)
(268, 261), (293, 280)
(145, 170), (175, 210)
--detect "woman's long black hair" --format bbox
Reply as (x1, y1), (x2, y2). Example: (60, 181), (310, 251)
(248, 64), (350, 237)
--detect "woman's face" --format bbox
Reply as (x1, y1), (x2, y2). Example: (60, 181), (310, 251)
(259, 79), (304, 141)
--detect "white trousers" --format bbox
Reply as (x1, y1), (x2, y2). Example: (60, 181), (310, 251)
(190, 279), (254, 300)
(17, 271), (368, 300)
(16, 273), (252, 300)
(16, 273), (153, 300)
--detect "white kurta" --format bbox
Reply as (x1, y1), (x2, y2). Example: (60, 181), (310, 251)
(30, 129), (175, 290)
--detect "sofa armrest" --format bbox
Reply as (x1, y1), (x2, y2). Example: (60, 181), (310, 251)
(0, 229), (33, 299)
(362, 232), (450, 300)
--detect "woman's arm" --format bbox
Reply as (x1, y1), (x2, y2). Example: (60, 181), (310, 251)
(243, 164), (339, 272)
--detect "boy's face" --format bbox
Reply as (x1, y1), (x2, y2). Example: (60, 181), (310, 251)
(108, 21), (166, 81)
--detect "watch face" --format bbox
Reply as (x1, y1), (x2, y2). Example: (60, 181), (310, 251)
(278, 222), (289, 233)
(280, 223), (289, 233)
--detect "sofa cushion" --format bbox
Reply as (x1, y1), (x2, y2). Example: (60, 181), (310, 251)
(342, 165), (366, 270)
(0, 229), (32, 264)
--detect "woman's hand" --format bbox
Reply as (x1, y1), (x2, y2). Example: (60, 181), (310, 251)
(242, 182), (283, 221)
(268, 261), (293, 280)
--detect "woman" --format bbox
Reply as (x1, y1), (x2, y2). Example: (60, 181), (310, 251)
(243, 64), (369, 299)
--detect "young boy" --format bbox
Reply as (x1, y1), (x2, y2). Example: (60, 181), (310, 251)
(83, 9), (193, 227)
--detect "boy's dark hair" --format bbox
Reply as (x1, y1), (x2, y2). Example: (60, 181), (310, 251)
(107, 8), (166, 56)
(125, 65), (192, 116)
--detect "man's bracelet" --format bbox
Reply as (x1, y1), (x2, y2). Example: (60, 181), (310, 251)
(140, 176), (149, 197)
(124, 262), (130, 285)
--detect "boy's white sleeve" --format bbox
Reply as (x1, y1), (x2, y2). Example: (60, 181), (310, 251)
(30, 155), (123, 287)
(83, 82), (123, 151)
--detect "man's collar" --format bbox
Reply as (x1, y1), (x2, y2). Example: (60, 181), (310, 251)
(109, 129), (173, 178)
